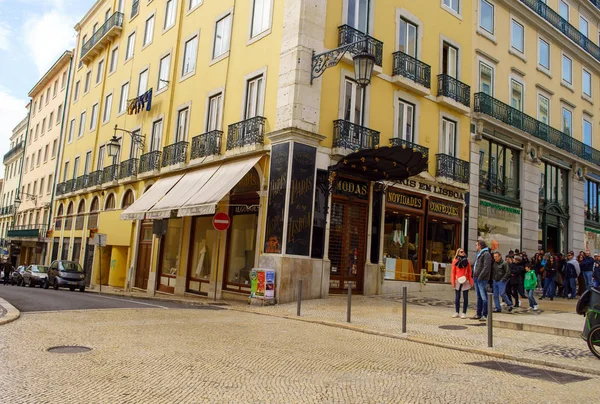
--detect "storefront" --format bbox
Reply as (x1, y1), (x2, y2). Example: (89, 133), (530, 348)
(478, 199), (521, 253)
(424, 197), (462, 283)
(539, 161), (569, 253)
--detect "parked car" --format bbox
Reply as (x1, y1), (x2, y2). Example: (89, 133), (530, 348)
(23, 265), (49, 288)
(11, 266), (27, 286)
(46, 260), (86, 292)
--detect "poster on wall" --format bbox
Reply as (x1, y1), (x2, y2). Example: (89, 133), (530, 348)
(286, 143), (316, 256)
(264, 143), (290, 253)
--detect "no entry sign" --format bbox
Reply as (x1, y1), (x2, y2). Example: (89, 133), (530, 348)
(212, 212), (231, 231)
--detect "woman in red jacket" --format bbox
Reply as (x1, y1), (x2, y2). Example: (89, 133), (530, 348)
(451, 248), (474, 319)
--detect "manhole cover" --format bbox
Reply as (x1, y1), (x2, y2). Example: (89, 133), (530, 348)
(47, 346), (92, 354)
(439, 325), (468, 330)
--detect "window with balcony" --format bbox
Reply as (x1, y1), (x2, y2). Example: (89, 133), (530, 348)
(182, 35), (198, 76)
(562, 55), (572, 84)
(479, 61), (493, 95)
(562, 107), (572, 136)
(397, 99), (415, 142)
(583, 69), (592, 97)
(441, 118), (456, 157)
(117, 0), (124, 13)
(538, 94), (550, 124)
(158, 54), (171, 91)
(78, 111), (86, 138)
(176, 107), (189, 142)
(442, 42), (458, 78)
(207, 93), (223, 131)
(213, 14), (232, 59)
(63, 162), (69, 182)
(580, 16), (589, 38)
(510, 79), (523, 111)
(399, 18), (417, 57)
(342, 78), (364, 126)
(164, 0), (176, 30)
(143, 15), (155, 47)
(126, 32), (136, 61)
(584, 118), (593, 146)
(97, 145), (105, 169)
(479, 0), (494, 34)
(511, 19), (524, 53)
(346, 0), (369, 32)
(119, 82), (130, 113)
(251, 0), (272, 38)
(89, 103), (98, 130)
(151, 119), (163, 151)
(538, 38), (550, 70)
(96, 59), (104, 84)
(85, 151), (92, 174)
(67, 119), (75, 143)
(103, 93), (112, 123)
(138, 68), (149, 96)
(109, 47), (119, 73)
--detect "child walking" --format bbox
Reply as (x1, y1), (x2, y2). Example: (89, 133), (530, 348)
(524, 263), (539, 311)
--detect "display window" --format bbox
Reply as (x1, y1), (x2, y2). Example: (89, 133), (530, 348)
(478, 200), (521, 254)
(158, 218), (183, 293)
(224, 206), (258, 292)
(186, 216), (216, 295)
(424, 198), (462, 284)
(585, 228), (600, 255)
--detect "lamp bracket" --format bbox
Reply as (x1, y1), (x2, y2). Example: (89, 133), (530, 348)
(311, 40), (371, 85)
(114, 125), (146, 150)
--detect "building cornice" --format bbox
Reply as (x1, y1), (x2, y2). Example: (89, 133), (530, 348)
(28, 50), (73, 98)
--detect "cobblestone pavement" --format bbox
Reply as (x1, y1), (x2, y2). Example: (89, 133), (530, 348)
(1, 309), (598, 403)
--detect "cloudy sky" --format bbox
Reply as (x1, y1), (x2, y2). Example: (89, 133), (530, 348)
(0, 0), (95, 177)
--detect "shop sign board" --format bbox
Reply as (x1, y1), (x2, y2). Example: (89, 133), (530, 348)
(386, 189), (424, 210)
(334, 178), (369, 200)
(250, 268), (275, 301)
(428, 198), (461, 218)
(212, 212), (231, 231)
(397, 179), (465, 201)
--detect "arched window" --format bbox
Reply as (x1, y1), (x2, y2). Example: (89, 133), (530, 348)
(90, 197), (99, 212)
(57, 204), (64, 217)
(122, 189), (134, 209)
(76, 200), (86, 230)
(88, 196), (100, 229)
(77, 200), (86, 214)
(56, 204), (64, 230)
(66, 202), (74, 216)
(65, 202), (74, 230)
(105, 193), (116, 210)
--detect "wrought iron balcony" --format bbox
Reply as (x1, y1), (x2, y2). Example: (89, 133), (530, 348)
(474, 92), (600, 166)
(436, 154), (469, 184)
(191, 131), (222, 160)
(103, 164), (119, 183)
(3, 141), (23, 164)
(131, 0), (139, 18)
(520, 0), (600, 62)
(75, 175), (89, 191)
(56, 182), (67, 196)
(65, 179), (76, 193)
(333, 120), (380, 151)
(80, 12), (124, 64)
(0, 205), (15, 216)
(389, 138), (429, 159)
(139, 151), (162, 174)
(338, 25), (383, 66)
(161, 141), (189, 168)
(226, 117), (266, 150)
(437, 74), (470, 107)
(119, 158), (138, 179)
(392, 51), (431, 88)
(591, 0), (600, 11)
(88, 170), (103, 187)
(7, 224), (47, 239)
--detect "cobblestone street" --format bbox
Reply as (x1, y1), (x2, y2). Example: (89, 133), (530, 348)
(1, 307), (598, 403)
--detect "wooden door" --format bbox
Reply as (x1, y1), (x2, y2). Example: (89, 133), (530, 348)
(135, 221), (153, 290)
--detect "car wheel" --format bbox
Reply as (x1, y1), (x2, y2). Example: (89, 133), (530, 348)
(53, 280), (59, 290)
(69, 287), (75, 292)
(79, 286), (85, 292)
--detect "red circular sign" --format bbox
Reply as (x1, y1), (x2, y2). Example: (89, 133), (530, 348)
(212, 212), (231, 231)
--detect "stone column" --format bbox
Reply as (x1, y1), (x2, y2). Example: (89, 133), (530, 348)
(521, 155), (541, 254)
(570, 168), (585, 252)
(467, 135), (481, 262)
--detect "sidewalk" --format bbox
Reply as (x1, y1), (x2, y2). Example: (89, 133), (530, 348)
(0, 297), (20, 325)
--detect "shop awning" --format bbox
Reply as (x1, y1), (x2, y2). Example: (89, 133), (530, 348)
(177, 155), (262, 217)
(120, 174), (184, 220)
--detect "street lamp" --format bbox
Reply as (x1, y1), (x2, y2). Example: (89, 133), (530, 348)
(107, 124), (146, 160)
(353, 50), (376, 87)
(13, 195), (21, 210)
(311, 39), (376, 87)
(106, 134), (121, 158)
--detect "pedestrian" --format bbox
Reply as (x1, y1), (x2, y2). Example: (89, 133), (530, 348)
(540, 255), (557, 300)
(524, 263), (539, 311)
(593, 254), (600, 289)
(492, 252), (513, 312)
(563, 251), (580, 299)
(508, 255), (525, 307)
(451, 248), (473, 319)
(581, 251), (594, 291)
(556, 253), (566, 297)
(471, 238), (492, 321)
(2, 263), (12, 286)
(577, 251), (587, 296)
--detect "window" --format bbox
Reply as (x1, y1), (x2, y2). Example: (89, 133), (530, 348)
(175, 108), (189, 142)
(74, 81), (80, 101)
(97, 145), (105, 169)
(63, 162), (69, 181)
(559, 1), (569, 20)
(251, 0), (272, 38)
(182, 35), (198, 76)
(33, 181), (37, 196)
(138, 69), (149, 96)
(207, 93), (222, 131)
(37, 150), (41, 166)
(24, 157), (28, 173)
(562, 55), (572, 83)
(511, 20), (524, 53)
(510, 80), (523, 111)
(84, 151), (92, 175)
(584, 119), (593, 146)
(342, 78), (363, 125)
(39, 96), (42, 110)
(52, 139), (58, 157)
(479, 62), (493, 95)
(48, 113), (53, 130)
(583, 69), (592, 97)
(92, 22), (98, 34)
(30, 155), (34, 170)
(443, 0), (459, 14)
(585, 179), (600, 222)
(78, 111), (86, 138)
(538, 38), (549, 69)
(164, 0), (176, 29)
(538, 94), (549, 124)
(580, 16), (589, 37)
(109, 47), (119, 73)
(105, 193), (116, 210)
(189, 0), (202, 10)
(47, 175), (53, 193)
(45, 88), (50, 104)
(399, 18), (418, 57)
(61, 71), (67, 89)
(44, 145), (49, 162)
(562, 107), (572, 136)
(441, 118), (456, 156)
(68, 119), (75, 143)
(105, 9), (111, 21)
(72, 157), (79, 179)
(117, 0), (124, 12)
(53, 80), (58, 97)
(122, 190), (134, 209)
(41, 119), (46, 135)
(103, 94), (112, 122)
(347, 0), (369, 32)
(84, 71), (91, 93)
(213, 14), (232, 59)
(151, 119), (163, 151)
(57, 105), (62, 124)
(158, 54), (171, 91)
(89, 104), (98, 130)
(442, 42), (458, 78)
(126, 32), (136, 60)
(39, 178), (44, 196)
(479, 0), (494, 34)
(397, 99), (415, 141)
(542, 162), (567, 206)
(119, 82), (130, 113)
(143, 15), (155, 46)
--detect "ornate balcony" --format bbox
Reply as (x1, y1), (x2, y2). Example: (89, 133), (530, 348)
(161, 142), (188, 168)
(103, 164), (119, 184)
(436, 154), (470, 184)
(75, 175), (89, 191)
(338, 25), (383, 66)
(139, 151), (161, 174)
(191, 131), (222, 160)
(80, 12), (124, 65)
(474, 92), (600, 165)
(392, 51), (431, 90)
(333, 120), (380, 152)
(88, 170), (103, 187)
(226, 117), (265, 151)
(56, 182), (67, 196)
(3, 141), (23, 164)
(437, 74), (470, 109)
(7, 224), (47, 239)
(389, 138), (429, 160)
(65, 179), (76, 194)
(119, 158), (138, 179)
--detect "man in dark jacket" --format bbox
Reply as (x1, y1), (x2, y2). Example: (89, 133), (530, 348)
(581, 251), (594, 291)
(471, 238), (492, 321)
(593, 254), (600, 289)
(564, 251), (580, 299)
(492, 252), (512, 312)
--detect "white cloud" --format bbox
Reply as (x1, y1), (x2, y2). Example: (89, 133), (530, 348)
(0, 86), (28, 177)
(0, 22), (10, 51)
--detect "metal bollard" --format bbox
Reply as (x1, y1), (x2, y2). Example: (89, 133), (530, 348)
(297, 280), (302, 317)
(402, 286), (407, 334)
(487, 292), (493, 348)
(347, 283), (352, 323)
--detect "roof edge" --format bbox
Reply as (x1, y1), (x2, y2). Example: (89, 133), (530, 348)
(28, 50), (73, 97)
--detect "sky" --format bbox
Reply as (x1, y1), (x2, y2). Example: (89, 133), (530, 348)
(0, 0), (96, 177)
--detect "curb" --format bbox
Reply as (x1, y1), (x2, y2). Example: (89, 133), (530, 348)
(0, 297), (20, 326)
(493, 319), (581, 339)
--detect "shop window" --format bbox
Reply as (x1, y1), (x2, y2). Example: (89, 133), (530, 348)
(383, 211), (421, 281)
(105, 193), (116, 210)
(540, 162), (567, 206)
(72, 237), (82, 264)
(187, 216), (216, 295)
(225, 213), (258, 289)
(425, 220), (457, 283)
(311, 170), (329, 259)
(585, 179), (600, 223)
(159, 218), (183, 293)
(478, 137), (519, 199)
(122, 190), (134, 209)
(478, 200), (521, 253)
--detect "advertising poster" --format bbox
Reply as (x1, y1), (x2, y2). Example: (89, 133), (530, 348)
(256, 270), (266, 297)
(265, 270), (275, 299)
(265, 143), (290, 253)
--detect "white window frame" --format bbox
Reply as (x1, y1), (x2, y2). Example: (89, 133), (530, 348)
(440, 116), (458, 157)
(212, 12), (232, 62)
(157, 51), (172, 94)
(248, 0), (273, 43)
(174, 104), (191, 143)
(84, 70), (92, 94)
(180, 32), (199, 80)
(562, 106), (573, 136)
(125, 31), (136, 62)
(583, 68), (592, 98)
(67, 118), (76, 144)
(95, 58), (105, 85)
(244, 74), (266, 120)
(510, 18), (525, 54)
(118, 81), (130, 115)
(164, 0), (177, 32)
(537, 92), (550, 125)
(583, 117), (593, 146)
(138, 67), (149, 96)
(580, 15), (589, 38)
(396, 98), (416, 142)
(188, 0), (203, 13)
(562, 53), (573, 85)
(205, 89), (224, 132)
(478, 0), (494, 35)
(78, 111), (87, 138)
(89, 103), (99, 131)
(441, 0), (460, 18)
(143, 13), (155, 48)
(478, 59), (494, 96)
(73, 81), (81, 102)
(559, 1), (569, 21)
(538, 36), (550, 72)
(109, 46), (119, 75)
(440, 36), (461, 79)
(150, 116), (164, 152)
(103, 92), (113, 124)
(510, 78), (524, 112)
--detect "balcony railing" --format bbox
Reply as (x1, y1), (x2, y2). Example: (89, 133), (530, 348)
(88, 170), (103, 187)
(520, 0), (600, 62)
(474, 92), (600, 166)
(3, 141), (23, 164)
(436, 154), (469, 184)
(333, 120), (380, 151)
(591, 0), (600, 11)
(75, 175), (89, 191)
(392, 51), (431, 88)
(103, 164), (119, 183)
(437, 74), (470, 107)
(56, 182), (66, 196)
(226, 116), (266, 150)
(0, 205), (15, 216)
(161, 141), (189, 168)
(65, 179), (76, 193)
(389, 138), (429, 159)
(81, 12), (124, 59)
(139, 151), (162, 173)
(191, 131), (222, 159)
(7, 224), (47, 239)
(119, 158), (138, 179)
(338, 25), (383, 66)
(131, 0), (139, 18)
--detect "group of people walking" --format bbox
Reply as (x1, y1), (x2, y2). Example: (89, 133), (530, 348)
(450, 239), (600, 320)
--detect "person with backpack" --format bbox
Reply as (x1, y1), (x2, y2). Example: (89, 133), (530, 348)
(451, 248), (473, 319)
(471, 238), (492, 321)
(508, 255), (525, 307)
(491, 252), (512, 312)
(524, 263), (539, 311)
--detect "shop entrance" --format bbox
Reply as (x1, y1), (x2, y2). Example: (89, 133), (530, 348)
(546, 225), (558, 253)
(135, 221), (153, 290)
(186, 216), (215, 295)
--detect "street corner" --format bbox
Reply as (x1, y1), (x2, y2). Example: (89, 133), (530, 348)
(0, 297), (20, 325)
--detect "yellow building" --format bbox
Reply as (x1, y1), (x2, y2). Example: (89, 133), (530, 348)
(53, 0), (472, 300)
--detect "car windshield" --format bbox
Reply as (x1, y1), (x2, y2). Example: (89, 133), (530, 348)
(32, 266), (49, 273)
(57, 262), (84, 273)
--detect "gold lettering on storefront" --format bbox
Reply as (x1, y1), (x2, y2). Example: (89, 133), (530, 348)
(428, 199), (461, 217)
(387, 191), (423, 209)
(287, 213), (312, 246)
(336, 180), (368, 198)
(290, 178), (313, 205)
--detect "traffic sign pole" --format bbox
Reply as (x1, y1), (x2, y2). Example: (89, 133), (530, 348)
(212, 213), (230, 302)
